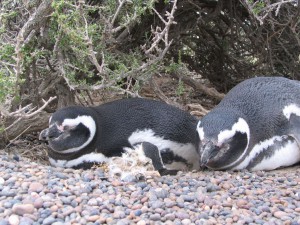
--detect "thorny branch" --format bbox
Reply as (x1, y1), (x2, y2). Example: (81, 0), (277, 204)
(144, 0), (177, 55)
(14, 0), (53, 92)
(241, 0), (297, 25)
(62, 0), (177, 93)
(82, 12), (107, 78)
(5, 96), (57, 132)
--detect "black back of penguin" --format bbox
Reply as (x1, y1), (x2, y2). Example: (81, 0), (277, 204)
(92, 98), (199, 156)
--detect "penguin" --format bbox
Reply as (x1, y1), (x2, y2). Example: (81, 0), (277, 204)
(39, 98), (200, 175)
(197, 76), (300, 171)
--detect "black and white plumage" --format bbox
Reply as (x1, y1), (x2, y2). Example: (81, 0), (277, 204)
(197, 77), (300, 171)
(39, 98), (200, 174)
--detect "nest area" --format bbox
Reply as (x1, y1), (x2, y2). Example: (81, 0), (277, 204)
(4, 137), (161, 182)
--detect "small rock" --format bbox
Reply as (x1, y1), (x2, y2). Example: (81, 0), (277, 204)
(164, 213), (175, 221)
(0, 219), (9, 225)
(87, 215), (100, 222)
(28, 182), (44, 193)
(19, 216), (34, 225)
(42, 216), (56, 225)
(182, 219), (192, 225)
(153, 188), (168, 199)
(176, 211), (189, 220)
(149, 213), (161, 221)
(136, 220), (146, 225)
(52, 222), (65, 225)
(33, 198), (44, 209)
(134, 210), (142, 217)
(12, 204), (35, 215)
(236, 199), (248, 208)
(274, 211), (288, 219)
(112, 180), (122, 187)
(8, 215), (19, 225)
(150, 201), (164, 209)
(87, 199), (98, 206)
(113, 210), (126, 219)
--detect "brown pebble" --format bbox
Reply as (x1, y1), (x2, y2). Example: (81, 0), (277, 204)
(97, 216), (107, 223)
(33, 198), (44, 209)
(140, 197), (148, 203)
(112, 180), (122, 187)
(233, 215), (239, 222)
(222, 182), (232, 190)
(50, 205), (58, 212)
(106, 217), (114, 223)
(28, 182), (44, 193)
(87, 215), (100, 222)
(127, 211), (135, 219)
(132, 204), (143, 210)
(236, 199), (248, 208)
(226, 217), (233, 223)
(12, 204), (35, 215)
(274, 211), (288, 219)
(295, 208), (300, 212)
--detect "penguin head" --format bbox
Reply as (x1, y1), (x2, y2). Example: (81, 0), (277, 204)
(39, 106), (97, 154)
(197, 109), (250, 170)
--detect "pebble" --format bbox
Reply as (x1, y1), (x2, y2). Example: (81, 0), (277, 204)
(8, 215), (19, 225)
(1, 153), (300, 224)
(274, 211), (288, 219)
(12, 204), (35, 215)
(28, 182), (44, 193)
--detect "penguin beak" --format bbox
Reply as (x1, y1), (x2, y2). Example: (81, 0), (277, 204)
(39, 124), (63, 141)
(200, 141), (220, 167)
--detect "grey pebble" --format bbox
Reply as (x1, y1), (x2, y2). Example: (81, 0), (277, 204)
(149, 201), (164, 209)
(149, 213), (161, 221)
(53, 172), (68, 179)
(42, 216), (56, 225)
(52, 222), (65, 225)
(19, 217), (35, 225)
(0, 219), (9, 225)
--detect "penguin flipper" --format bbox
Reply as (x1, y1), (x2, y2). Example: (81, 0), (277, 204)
(288, 114), (300, 145)
(141, 142), (179, 176)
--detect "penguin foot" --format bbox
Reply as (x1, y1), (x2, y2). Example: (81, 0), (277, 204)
(158, 168), (179, 176)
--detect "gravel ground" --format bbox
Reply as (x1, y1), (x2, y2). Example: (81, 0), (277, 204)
(1, 152), (300, 225)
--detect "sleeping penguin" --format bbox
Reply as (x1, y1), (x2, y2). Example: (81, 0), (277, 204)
(39, 98), (200, 175)
(197, 76), (300, 171)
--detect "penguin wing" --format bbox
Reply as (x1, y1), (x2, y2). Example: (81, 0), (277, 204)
(288, 114), (300, 146)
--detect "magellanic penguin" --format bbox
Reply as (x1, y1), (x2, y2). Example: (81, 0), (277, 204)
(39, 98), (200, 175)
(197, 76), (300, 171)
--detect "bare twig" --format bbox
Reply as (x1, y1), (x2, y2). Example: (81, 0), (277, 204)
(5, 125), (32, 148)
(187, 103), (210, 117)
(14, 0), (53, 92)
(82, 13), (107, 77)
(145, 0), (177, 55)
(111, 0), (127, 26)
(171, 66), (225, 101)
(241, 0), (297, 25)
(24, 96), (57, 118)
(5, 96), (57, 131)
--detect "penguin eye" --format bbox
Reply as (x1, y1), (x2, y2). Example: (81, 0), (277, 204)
(220, 143), (230, 151)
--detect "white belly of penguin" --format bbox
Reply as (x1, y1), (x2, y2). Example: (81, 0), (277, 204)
(234, 136), (300, 171)
(251, 140), (300, 171)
